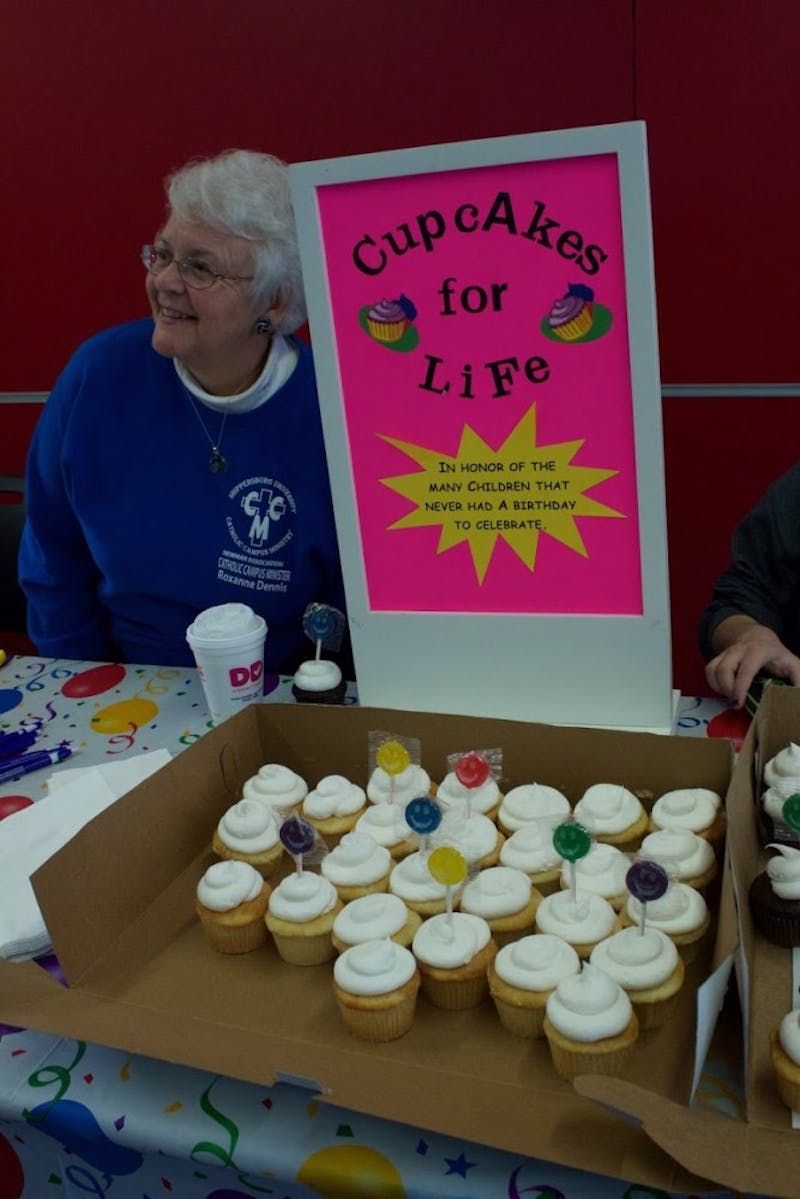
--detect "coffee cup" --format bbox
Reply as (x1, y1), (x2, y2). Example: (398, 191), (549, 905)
(186, 603), (267, 723)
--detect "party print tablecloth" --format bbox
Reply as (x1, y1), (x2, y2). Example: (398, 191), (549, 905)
(0, 655), (756, 1198)
(0, 1017), (756, 1199)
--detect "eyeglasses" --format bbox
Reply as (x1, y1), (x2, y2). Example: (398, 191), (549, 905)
(140, 244), (254, 290)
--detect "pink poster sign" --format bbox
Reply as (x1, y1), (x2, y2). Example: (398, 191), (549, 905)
(316, 152), (641, 616)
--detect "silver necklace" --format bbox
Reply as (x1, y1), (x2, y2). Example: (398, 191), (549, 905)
(187, 396), (228, 473)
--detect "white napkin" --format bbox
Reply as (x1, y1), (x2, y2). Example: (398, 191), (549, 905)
(0, 750), (171, 962)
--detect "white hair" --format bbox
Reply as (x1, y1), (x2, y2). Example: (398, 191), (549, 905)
(166, 149), (306, 334)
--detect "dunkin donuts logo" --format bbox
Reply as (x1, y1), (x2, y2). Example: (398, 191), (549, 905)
(229, 661), (263, 689)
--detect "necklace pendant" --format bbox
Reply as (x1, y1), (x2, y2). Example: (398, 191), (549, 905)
(209, 448), (227, 474)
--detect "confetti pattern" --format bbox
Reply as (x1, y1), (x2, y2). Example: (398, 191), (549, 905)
(0, 664), (748, 1198)
(0, 657), (331, 803)
(0, 1025), (772, 1199)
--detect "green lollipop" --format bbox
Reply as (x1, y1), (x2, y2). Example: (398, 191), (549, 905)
(553, 820), (591, 904)
(552, 820), (591, 862)
(782, 794), (800, 831)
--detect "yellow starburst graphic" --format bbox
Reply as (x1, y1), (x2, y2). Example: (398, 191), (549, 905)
(379, 405), (623, 584)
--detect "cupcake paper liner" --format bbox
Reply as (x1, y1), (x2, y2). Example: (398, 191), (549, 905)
(543, 1015), (639, 1081)
(198, 912), (269, 955)
(334, 979), (420, 1042)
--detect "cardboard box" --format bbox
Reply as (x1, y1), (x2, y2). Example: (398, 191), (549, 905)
(721, 685), (800, 1196)
(0, 704), (737, 1193)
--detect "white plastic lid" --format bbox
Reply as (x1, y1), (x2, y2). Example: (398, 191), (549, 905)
(186, 603), (266, 650)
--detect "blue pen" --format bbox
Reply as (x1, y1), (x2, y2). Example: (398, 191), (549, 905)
(0, 728), (39, 761)
(0, 745), (73, 785)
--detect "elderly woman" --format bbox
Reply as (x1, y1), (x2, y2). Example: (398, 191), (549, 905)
(19, 149), (345, 672)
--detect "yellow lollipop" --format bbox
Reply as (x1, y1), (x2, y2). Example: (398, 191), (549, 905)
(428, 846), (467, 886)
(376, 738), (411, 776)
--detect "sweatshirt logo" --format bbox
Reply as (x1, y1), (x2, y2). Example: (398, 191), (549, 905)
(216, 475), (296, 597)
(241, 485), (288, 548)
(226, 476), (296, 557)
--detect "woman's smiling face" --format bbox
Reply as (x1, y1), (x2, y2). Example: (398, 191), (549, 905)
(146, 218), (266, 394)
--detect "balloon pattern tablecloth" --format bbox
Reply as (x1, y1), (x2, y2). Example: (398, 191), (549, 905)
(0, 1016), (756, 1199)
(0, 657), (756, 1198)
(0, 655), (357, 805)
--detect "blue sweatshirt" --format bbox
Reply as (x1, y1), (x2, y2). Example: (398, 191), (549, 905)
(19, 320), (345, 671)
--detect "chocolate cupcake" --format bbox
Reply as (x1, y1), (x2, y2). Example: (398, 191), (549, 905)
(749, 843), (800, 947)
(291, 658), (347, 704)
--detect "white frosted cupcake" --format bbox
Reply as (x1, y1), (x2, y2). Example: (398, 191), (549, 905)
(389, 851), (462, 916)
(559, 841), (630, 909)
(535, 890), (621, 958)
(621, 881), (710, 964)
(771, 1008), (800, 1112)
(648, 787), (725, 851)
(242, 763), (307, 814)
(437, 771), (501, 820)
(590, 926), (685, 1029)
(412, 911), (497, 1009)
(488, 933), (580, 1038)
(302, 775), (367, 844)
(211, 798), (284, 878)
(763, 778), (800, 829)
(764, 743), (800, 790)
(497, 783), (571, 835)
(429, 810), (504, 868)
(332, 893), (422, 953)
(265, 872), (342, 965)
(748, 844), (800, 946)
(639, 828), (718, 893)
(543, 962), (639, 1080)
(459, 866), (541, 947)
(573, 784), (648, 852)
(195, 860), (271, 954)
(500, 820), (564, 895)
(292, 659), (346, 704)
(367, 762), (434, 805)
(333, 939), (420, 1041)
(320, 831), (392, 902)
(355, 801), (417, 860)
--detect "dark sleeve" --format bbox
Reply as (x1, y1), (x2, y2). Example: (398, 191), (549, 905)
(698, 463), (800, 660)
(18, 353), (116, 660)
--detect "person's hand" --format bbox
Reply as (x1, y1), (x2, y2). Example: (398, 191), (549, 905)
(705, 618), (800, 707)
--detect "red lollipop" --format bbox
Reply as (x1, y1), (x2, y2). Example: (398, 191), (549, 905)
(454, 751), (490, 789)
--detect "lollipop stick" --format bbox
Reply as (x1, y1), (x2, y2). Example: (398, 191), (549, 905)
(445, 884), (454, 923)
(296, 853), (304, 878)
(314, 638), (322, 663)
(638, 900), (646, 935)
(569, 861), (577, 902)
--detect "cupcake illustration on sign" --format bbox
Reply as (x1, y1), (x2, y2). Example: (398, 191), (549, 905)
(541, 282), (612, 344)
(361, 293), (419, 350)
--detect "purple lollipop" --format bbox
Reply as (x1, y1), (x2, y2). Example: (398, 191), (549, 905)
(405, 797), (442, 836)
(626, 859), (669, 903)
(280, 814), (316, 857)
(626, 858), (669, 935)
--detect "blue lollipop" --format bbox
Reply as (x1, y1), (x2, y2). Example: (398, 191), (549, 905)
(405, 797), (443, 836)
(306, 605), (337, 643)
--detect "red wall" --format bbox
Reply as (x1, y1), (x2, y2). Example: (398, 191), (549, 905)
(4, 0), (799, 696)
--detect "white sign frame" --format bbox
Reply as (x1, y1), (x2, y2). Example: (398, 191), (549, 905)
(291, 121), (674, 729)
